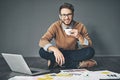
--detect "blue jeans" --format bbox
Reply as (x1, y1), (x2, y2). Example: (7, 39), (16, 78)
(39, 47), (95, 69)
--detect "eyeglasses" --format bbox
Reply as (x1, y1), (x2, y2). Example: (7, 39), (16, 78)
(60, 13), (73, 18)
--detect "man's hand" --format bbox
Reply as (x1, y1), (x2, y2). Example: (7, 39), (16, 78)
(53, 49), (65, 66)
(70, 29), (79, 38)
(48, 46), (65, 66)
(70, 29), (84, 43)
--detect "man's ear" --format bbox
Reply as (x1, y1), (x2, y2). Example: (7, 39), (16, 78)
(59, 14), (61, 19)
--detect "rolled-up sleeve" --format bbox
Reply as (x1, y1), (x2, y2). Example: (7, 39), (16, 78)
(43, 43), (53, 51)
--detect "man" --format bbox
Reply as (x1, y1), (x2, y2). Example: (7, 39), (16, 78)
(39, 3), (97, 69)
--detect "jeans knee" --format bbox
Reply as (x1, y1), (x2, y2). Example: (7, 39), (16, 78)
(39, 48), (45, 58)
(86, 47), (95, 57)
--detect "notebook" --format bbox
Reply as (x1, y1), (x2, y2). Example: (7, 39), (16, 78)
(1, 53), (50, 76)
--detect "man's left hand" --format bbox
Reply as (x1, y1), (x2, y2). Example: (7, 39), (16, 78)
(70, 29), (79, 38)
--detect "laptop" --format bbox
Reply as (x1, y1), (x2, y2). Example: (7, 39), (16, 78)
(1, 53), (51, 76)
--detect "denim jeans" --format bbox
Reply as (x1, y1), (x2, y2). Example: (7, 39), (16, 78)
(39, 47), (95, 69)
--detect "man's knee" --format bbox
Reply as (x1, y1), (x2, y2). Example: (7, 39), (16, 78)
(86, 47), (95, 57)
(39, 48), (46, 58)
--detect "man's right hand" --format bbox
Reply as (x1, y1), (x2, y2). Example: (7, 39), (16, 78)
(48, 46), (65, 66)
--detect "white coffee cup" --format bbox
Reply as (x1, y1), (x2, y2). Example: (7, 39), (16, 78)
(64, 29), (72, 35)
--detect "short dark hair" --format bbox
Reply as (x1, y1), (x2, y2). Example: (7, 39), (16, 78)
(59, 3), (74, 14)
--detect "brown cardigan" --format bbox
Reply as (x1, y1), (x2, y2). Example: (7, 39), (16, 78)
(39, 20), (92, 50)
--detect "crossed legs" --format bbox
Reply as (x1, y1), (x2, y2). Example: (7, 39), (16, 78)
(39, 47), (95, 69)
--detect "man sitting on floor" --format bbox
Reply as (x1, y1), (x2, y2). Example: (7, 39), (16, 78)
(39, 3), (97, 69)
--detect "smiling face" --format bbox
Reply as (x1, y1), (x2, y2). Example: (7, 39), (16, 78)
(59, 8), (74, 26)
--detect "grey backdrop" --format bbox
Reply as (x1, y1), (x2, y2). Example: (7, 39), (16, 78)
(0, 0), (120, 57)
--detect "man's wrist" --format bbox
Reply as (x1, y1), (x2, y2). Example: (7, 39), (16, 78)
(76, 34), (80, 39)
(77, 34), (84, 44)
(48, 46), (58, 52)
(76, 34), (83, 40)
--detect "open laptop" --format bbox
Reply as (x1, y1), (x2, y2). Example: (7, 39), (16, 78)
(1, 53), (51, 76)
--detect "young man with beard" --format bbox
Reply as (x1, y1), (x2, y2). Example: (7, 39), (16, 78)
(39, 3), (97, 69)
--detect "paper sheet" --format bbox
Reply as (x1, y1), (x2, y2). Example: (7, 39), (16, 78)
(8, 69), (120, 80)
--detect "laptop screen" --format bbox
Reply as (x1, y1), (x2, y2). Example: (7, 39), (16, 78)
(1, 53), (32, 74)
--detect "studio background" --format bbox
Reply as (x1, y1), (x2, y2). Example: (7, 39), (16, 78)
(0, 0), (120, 57)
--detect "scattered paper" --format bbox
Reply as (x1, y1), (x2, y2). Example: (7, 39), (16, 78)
(8, 69), (120, 80)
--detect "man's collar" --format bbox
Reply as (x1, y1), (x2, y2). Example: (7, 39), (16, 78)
(62, 21), (74, 30)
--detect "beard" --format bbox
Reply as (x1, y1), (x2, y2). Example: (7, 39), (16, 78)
(61, 19), (73, 26)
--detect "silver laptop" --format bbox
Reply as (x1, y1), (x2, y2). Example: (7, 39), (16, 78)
(1, 53), (50, 75)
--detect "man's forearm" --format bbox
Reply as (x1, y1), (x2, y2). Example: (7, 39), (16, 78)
(48, 46), (59, 52)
